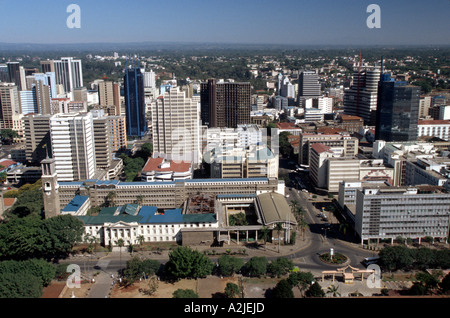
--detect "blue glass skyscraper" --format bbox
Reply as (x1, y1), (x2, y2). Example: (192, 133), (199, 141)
(124, 65), (146, 137)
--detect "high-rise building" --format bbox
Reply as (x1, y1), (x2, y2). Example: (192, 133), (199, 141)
(200, 79), (251, 128)
(6, 62), (21, 89)
(298, 70), (321, 108)
(343, 66), (380, 125)
(98, 80), (121, 115)
(375, 77), (420, 142)
(0, 83), (21, 130)
(0, 65), (9, 82)
(152, 86), (201, 165)
(124, 66), (147, 137)
(53, 57), (83, 95)
(49, 112), (96, 181)
(23, 114), (52, 165)
(40, 60), (55, 74)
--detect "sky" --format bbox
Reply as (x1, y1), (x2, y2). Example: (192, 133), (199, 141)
(0, 0), (449, 46)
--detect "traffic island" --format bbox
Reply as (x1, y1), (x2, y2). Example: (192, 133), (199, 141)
(319, 252), (348, 265)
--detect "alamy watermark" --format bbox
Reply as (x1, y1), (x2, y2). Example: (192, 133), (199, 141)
(66, 4), (81, 29)
(66, 264), (81, 289)
(366, 4), (381, 29)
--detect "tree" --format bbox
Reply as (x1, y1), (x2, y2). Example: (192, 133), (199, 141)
(259, 226), (270, 248)
(439, 272), (450, 294)
(105, 191), (116, 207)
(164, 246), (214, 280)
(287, 271), (315, 296)
(267, 257), (294, 278)
(224, 282), (240, 298)
(274, 222), (284, 253)
(379, 245), (413, 272)
(0, 129), (19, 144)
(326, 284), (341, 297)
(173, 289), (199, 298)
(272, 279), (294, 298)
(217, 254), (244, 277)
(305, 282), (325, 298)
(244, 257), (268, 277)
(124, 256), (160, 284)
(0, 272), (43, 298)
(40, 214), (84, 260)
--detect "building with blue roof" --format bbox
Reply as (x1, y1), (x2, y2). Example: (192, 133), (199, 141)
(62, 195), (90, 216)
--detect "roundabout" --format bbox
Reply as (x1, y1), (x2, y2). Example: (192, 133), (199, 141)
(318, 251), (349, 266)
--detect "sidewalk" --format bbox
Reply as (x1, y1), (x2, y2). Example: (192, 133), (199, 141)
(87, 271), (113, 298)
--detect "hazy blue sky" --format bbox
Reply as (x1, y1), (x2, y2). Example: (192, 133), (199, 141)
(0, 0), (449, 45)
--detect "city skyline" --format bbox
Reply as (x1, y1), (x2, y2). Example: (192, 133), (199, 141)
(0, 0), (449, 46)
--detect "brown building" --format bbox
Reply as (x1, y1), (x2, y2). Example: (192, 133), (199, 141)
(200, 79), (251, 128)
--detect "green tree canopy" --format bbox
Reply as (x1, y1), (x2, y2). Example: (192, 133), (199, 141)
(217, 254), (244, 277)
(172, 289), (199, 298)
(164, 246), (214, 280)
(244, 257), (268, 277)
(124, 257), (160, 284)
(267, 257), (294, 278)
(272, 279), (294, 298)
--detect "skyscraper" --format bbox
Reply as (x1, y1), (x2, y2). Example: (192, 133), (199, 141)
(343, 65), (380, 125)
(23, 114), (52, 165)
(152, 86), (201, 165)
(124, 66), (147, 137)
(53, 57), (83, 95)
(200, 79), (251, 128)
(375, 77), (420, 142)
(0, 83), (21, 130)
(6, 62), (21, 89)
(98, 80), (121, 116)
(49, 112), (96, 181)
(298, 70), (321, 108)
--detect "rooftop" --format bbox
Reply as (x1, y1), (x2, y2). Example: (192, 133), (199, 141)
(142, 157), (191, 173)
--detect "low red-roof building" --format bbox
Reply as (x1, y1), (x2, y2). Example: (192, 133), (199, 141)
(141, 157), (193, 182)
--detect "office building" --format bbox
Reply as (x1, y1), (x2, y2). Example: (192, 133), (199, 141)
(53, 57), (83, 95)
(152, 86), (201, 165)
(49, 112), (96, 182)
(418, 120), (450, 141)
(98, 80), (121, 115)
(343, 66), (380, 125)
(200, 79), (251, 128)
(355, 185), (450, 245)
(6, 62), (22, 89)
(0, 65), (9, 82)
(375, 78), (420, 142)
(298, 70), (321, 108)
(23, 114), (52, 165)
(124, 66), (147, 137)
(0, 83), (21, 130)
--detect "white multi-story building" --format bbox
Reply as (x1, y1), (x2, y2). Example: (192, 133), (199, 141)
(49, 112), (96, 181)
(355, 185), (450, 245)
(151, 86), (201, 166)
(418, 119), (450, 141)
(53, 57), (83, 96)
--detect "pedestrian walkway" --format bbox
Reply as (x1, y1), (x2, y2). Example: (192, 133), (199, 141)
(87, 271), (113, 298)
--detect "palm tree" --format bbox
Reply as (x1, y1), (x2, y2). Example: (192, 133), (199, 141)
(290, 200), (299, 214)
(260, 226), (270, 250)
(137, 235), (145, 249)
(327, 284), (341, 297)
(106, 191), (116, 207)
(298, 218), (308, 241)
(136, 195), (144, 206)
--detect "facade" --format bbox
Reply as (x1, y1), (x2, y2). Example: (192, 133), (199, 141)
(343, 66), (380, 125)
(23, 114), (52, 165)
(124, 66), (147, 137)
(49, 112), (96, 181)
(53, 57), (83, 95)
(298, 70), (321, 108)
(355, 185), (450, 245)
(97, 80), (121, 116)
(152, 86), (201, 165)
(0, 83), (21, 131)
(200, 79), (251, 128)
(298, 132), (359, 166)
(375, 79), (420, 142)
(418, 120), (450, 141)
(57, 177), (283, 212)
